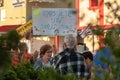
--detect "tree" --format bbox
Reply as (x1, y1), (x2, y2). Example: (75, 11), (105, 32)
(0, 30), (21, 74)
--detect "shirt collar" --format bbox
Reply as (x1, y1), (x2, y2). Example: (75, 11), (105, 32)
(64, 48), (75, 54)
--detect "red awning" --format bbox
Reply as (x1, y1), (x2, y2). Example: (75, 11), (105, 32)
(0, 25), (21, 33)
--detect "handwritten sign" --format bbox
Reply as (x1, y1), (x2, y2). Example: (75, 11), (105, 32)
(32, 8), (77, 36)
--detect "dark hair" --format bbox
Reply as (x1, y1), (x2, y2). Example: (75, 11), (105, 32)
(82, 51), (93, 61)
(40, 44), (52, 57)
(18, 42), (28, 51)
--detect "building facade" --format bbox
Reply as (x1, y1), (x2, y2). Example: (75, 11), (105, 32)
(0, 0), (75, 26)
(76, 0), (120, 52)
(0, 0), (75, 53)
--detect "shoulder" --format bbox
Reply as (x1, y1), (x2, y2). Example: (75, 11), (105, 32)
(37, 58), (42, 61)
(54, 50), (65, 58)
(34, 58), (41, 63)
(34, 58), (43, 66)
(51, 51), (65, 63)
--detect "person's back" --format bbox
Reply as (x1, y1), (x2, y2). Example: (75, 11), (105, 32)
(52, 48), (88, 77)
(94, 46), (113, 70)
(52, 34), (88, 78)
(93, 46), (114, 79)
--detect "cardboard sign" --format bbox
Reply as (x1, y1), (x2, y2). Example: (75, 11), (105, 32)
(16, 19), (32, 35)
(32, 8), (77, 36)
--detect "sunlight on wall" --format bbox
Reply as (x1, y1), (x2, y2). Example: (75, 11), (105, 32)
(84, 35), (99, 54)
(80, 9), (99, 26)
(79, 0), (99, 26)
(32, 36), (50, 41)
(104, 0), (120, 24)
(80, 0), (89, 8)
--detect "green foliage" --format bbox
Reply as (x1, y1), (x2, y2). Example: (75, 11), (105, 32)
(2, 62), (118, 80)
(0, 50), (12, 67)
(0, 67), (18, 80)
(0, 30), (21, 74)
(6, 30), (21, 51)
(92, 26), (104, 35)
(0, 63), (82, 80)
(103, 26), (120, 58)
(92, 26), (120, 59)
(112, 46), (120, 58)
(91, 25), (120, 80)
(0, 35), (12, 73)
(0, 34), (8, 50)
(103, 36), (115, 48)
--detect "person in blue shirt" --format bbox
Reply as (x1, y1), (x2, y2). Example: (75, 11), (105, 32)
(93, 46), (114, 79)
(33, 44), (52, 70)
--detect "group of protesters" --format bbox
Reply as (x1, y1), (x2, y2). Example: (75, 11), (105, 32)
(12, 34), (114, 80)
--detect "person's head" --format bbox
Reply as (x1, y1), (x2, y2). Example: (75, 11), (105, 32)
(18, 42), (28, 53)
(64, 34), (77, 48)
(40, 44), (52, 62)
(52, 45), (56, 53)
(33, 50), (38, 59)
(82, 51), (93, 67)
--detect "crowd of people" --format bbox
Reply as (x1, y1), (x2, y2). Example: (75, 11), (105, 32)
(12, 34), (114, 80)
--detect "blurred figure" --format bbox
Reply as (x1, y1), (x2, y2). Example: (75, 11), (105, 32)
(20, 43), (32, 63)
(52, 34), (89, 78)
(77, 43), (89, 53)
(18, 42), (26, 62)
(30, 50), (39, 64)
(12, 42), (30, 68)
(93, 46), (114, 79)
(82, 51), (93, 80)
(62, 42), (67, 50)
(12, 52), (19, 68)
(52, 45), (56, 57)
(33, 44), (52, 70)
(93, 35), (114, 79)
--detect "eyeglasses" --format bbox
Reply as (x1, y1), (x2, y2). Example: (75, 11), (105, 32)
(46, 50), (52, 53)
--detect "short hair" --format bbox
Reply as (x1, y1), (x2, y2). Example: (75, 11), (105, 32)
(18, 42), (28, 52)
(40, 44), (52, 57)
(64, 34), (77, 48)
(33, 50), (38, 56)
(82, 51), (93, 61)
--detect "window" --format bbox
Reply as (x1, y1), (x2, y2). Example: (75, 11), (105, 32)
(0, 0), (3, 7)
(0, 9), (6, 21)
(89, 0), (99, 10)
